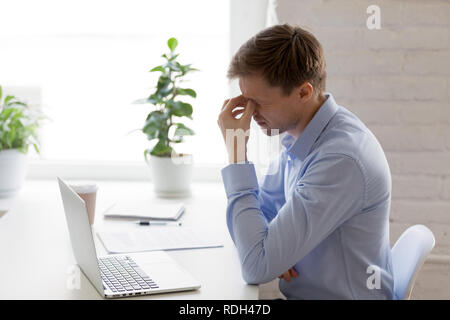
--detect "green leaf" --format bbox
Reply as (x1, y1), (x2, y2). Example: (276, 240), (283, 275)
(133, 94), (162, 105)
(169, 53), (180, 61)
(148, 94), (162, 105)
(151, 139), (173, 157)
(143, 110), (168, 140)
(156, 75), (172, 97)
(162, 53), (179, 61)
(176, 88), (197, 98)
(18, 145), (28, 154)
(143, 119), (159, 134)
(174, 123), (195, 136)
(133, 98), (152, 104)
(170, 134), (184, 143)
(4, 95), (15, 106)
(157, 126), (169, 141)
(179, 64), (199, 73)
(157, 75), (171, 89)
(10, 110), (24, 125)
(1, 106), (16, 120)
(10, 101), (26, 107)
(167, 38), (178, 52)
(33, 143), (40, 154)
(145, 110), (166, 123)
(9, 126), (16, 145)
(143, 124), (159, 140)
(0, 86), (2, 102)
(144, 148), (154, 162)
(143, 127), (159, 140)
(158, 90), (173, 100)
(150, 66), (165, 73)
(171, 101), (193, 118)
(163, 61), (181, 72)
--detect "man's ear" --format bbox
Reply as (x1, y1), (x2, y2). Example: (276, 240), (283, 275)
(297, 82), (314, 102)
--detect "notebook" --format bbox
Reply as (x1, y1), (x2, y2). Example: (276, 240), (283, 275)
(97, 227), (223, 253)
(103, 201), (185, 221)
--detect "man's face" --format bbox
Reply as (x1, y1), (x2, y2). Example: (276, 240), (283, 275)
(239, 74), (300, 136)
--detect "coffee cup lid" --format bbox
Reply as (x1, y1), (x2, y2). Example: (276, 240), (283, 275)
(69, 181), (98, 194)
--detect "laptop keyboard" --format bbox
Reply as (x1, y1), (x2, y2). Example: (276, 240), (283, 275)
(99, 255), (159, 293)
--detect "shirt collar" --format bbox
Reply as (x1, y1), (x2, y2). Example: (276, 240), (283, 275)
(281, 93), (339, 161)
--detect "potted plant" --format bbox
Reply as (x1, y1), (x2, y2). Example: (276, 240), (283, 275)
(134, 37), (198, 197)
(0, 85), (45, 200)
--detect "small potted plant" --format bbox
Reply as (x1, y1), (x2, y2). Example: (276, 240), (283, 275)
(0, 85), (46, 199)
(134, 37), (198, 197)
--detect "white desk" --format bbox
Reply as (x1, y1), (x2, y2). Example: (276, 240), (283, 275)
(0, 180), (258, 299)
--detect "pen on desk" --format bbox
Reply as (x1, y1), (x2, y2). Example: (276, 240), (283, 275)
(135, 221), (182, 226)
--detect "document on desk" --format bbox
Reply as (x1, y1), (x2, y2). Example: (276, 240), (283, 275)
(102, 201), (185, 221)
(97, 227), (224, 253)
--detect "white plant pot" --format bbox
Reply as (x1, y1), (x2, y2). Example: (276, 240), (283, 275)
(147, 154), (193, 198)
(0, 149), (29, 198)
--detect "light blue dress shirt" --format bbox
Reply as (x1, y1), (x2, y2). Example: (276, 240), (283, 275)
(221, 93), (394, 299)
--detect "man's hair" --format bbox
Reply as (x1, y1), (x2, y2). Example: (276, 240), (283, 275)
(227, 24), (326, 96)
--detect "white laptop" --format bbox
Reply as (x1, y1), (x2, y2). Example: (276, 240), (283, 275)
(57, 177), (201, 298)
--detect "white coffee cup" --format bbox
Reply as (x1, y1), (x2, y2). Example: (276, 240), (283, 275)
(69, 181), (98, 225)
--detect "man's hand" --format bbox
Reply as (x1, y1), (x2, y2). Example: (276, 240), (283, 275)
(279, 267), (299, 282)
(217, 95), (255, 164)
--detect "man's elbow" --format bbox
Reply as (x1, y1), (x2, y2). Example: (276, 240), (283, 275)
(241, 263), (274, 285)
(242, 270), (261, 285)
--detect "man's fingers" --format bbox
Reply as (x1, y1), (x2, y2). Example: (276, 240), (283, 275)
(227, 100), (254, 121)
(280, 271), (291, 282)
(222, 95), (248, 113)
(242, 102), (255, 120)
(222, 99), (230, 110)
(279, 268), (298, 282)
(289, 268), (298, 278)
(284, 272), (291, 282)
(231, 107), (245, 118)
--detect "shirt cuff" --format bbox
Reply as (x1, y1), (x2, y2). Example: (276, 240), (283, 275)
(221, 162), (259, 198)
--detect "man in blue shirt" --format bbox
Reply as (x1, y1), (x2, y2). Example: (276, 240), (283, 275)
(217, 24), (394, 299)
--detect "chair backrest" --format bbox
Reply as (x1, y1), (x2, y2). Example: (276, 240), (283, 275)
(391, 224), (435, 300)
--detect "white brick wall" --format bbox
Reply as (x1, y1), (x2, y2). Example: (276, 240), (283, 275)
(443, 177), (450, 199)
(274, 0), (450, 299)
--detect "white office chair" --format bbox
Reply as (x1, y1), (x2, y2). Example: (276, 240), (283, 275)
(391, 224), (435, 300)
